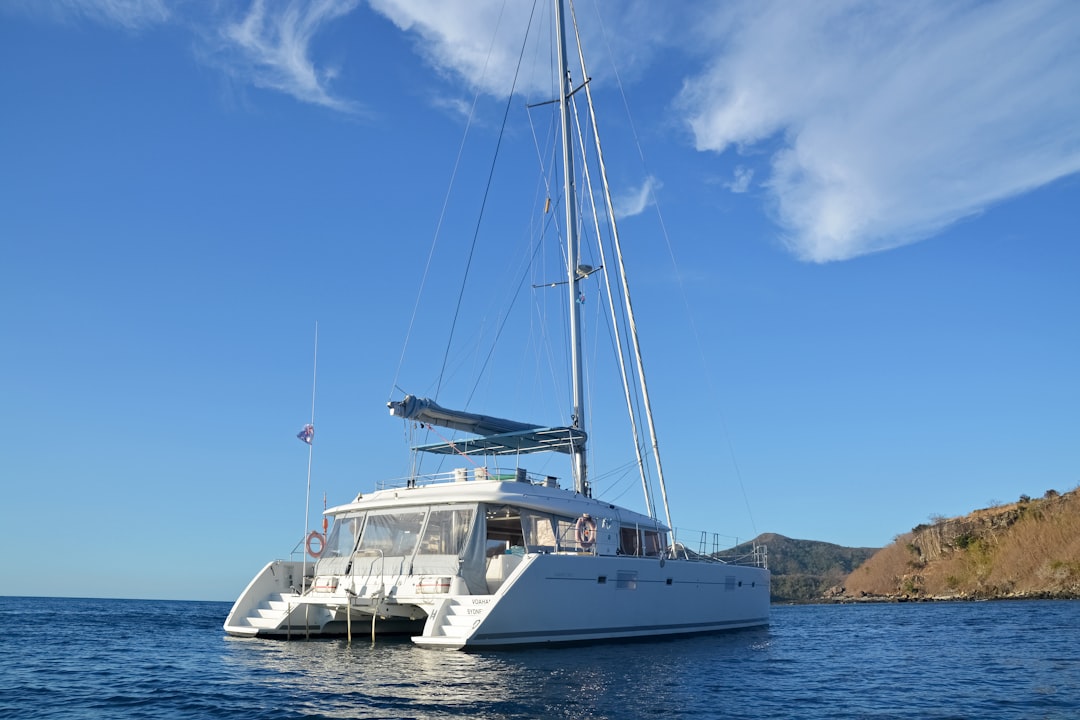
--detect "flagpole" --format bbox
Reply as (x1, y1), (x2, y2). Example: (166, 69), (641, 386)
(301, 321), (318, 592)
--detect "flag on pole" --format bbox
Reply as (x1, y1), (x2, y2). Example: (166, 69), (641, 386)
(297, 424), (314, 444)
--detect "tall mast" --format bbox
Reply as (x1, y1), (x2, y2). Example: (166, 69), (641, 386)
(556, 0), (588, 496)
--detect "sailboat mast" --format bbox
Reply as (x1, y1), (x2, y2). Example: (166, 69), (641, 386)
(556, 0), (588, 497)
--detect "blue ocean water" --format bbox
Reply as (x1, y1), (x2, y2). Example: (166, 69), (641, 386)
(1, 597), (1077, 719)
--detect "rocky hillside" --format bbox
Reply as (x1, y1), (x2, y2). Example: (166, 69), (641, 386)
(723, 533), (878, 603)
(835, 487), (1080, 601)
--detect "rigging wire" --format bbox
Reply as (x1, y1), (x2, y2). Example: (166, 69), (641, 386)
(588, 0), (759, 537)
(390, 2), (534, 399)
(569, 82), (656, 518)
(525, 76), (573, 430)
(569, 0), (670, 528)
(387, 2), (510, 405)
(434, 0), (541, 402)
(389, 0), (538, 478)
(464, 239), (548, 408)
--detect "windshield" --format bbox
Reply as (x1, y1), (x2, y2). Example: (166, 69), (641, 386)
(322, 514), (364, 559)
(356, 510), (426, 556)
(417, 507), (474, 555)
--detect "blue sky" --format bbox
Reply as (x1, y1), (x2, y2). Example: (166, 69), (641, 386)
(1, 0), (1077, 602)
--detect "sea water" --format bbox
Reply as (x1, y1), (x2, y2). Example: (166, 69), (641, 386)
(1, 596), (1077, 719)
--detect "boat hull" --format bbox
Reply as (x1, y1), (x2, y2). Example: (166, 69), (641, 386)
(418, 553), (769, 648)
(224, 552), (769, 648)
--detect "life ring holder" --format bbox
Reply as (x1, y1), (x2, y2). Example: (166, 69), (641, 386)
(305, 530), (326, 558)
(575, 514), (596, 548)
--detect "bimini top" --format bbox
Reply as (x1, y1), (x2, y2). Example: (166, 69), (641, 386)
(387, 395), (586, 456)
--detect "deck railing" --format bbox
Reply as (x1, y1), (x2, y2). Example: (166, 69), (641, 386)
(670, 529), (769, 570)
(375, 467), (559, 491)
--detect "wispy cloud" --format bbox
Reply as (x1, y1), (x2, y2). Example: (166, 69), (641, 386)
(20, 0), (1078, 259)
(726, 165), (753, 194)
(368, 0), (534, 98)
(371, 0), (1080, 262)
(214, 0), (361, 112)
(17, 0), (169, 30)
(17, 0), (362, 111)
(367, 0), (669, 100)
(678, 0), (1080, 262)
(614, 176), (660, 220)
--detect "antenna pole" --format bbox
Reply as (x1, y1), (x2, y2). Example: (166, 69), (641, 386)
(301, 321), (318, 590)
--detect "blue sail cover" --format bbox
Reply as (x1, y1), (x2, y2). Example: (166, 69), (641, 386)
(387, 395), (585, 455)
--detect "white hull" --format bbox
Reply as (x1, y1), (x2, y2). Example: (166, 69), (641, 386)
(225, 546), (768, 648)
(418, 553), (769, 648)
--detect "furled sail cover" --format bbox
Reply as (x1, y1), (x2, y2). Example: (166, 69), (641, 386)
(387, 395), (585, 455)
(388, 395), (538, 435)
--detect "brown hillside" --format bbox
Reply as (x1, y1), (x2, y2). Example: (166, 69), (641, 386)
(838, 487), (1080, 600)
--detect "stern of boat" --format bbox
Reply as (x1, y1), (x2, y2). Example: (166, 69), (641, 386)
(224, 558), (469, 639)
(223, 560), (322, 637)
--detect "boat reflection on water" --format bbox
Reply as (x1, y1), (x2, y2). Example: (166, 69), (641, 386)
(220, 628), (774, 719)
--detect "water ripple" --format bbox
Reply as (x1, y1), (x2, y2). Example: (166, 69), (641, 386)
(1, 598), (1078, 719)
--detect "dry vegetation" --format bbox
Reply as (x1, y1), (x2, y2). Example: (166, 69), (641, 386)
(839, 487), (1080, 600)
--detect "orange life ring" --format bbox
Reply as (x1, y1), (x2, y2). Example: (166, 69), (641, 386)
(306, 530), (326, 558)
(575, 515), (596, 548)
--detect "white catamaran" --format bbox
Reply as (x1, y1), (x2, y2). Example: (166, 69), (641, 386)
(224, 0), (769, 649)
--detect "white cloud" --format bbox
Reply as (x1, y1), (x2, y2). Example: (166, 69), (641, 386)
(368, 0), (535, 97)
(14, 0), (361, 111)
(23, 0), (538, 110)
(216, 0), (361, 112)
(726, 165), (753, 194)
(678, 0), (1080, 262)
(27, 0), (1077, 259)
(366, 1), (1080, 262)
(614, 175), (660, 220)
(366, 0), (670, 100)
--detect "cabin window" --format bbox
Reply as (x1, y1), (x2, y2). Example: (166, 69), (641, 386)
(484, 505), (583, 554)
(520, 510), (583, 552)
(554, 517), (580, 550)
(618, 526), (667, 556)
(356, 510), (426, 556)
(323, 514), (365, 558)
(520, 509), (558, 552)
(485, 505), (525, 556)
(417, 508), (474, 555)
(643, 530), (665, 557)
